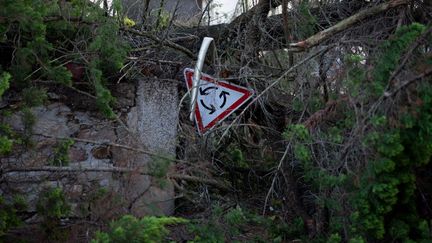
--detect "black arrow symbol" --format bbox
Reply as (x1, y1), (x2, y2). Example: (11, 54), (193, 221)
(219, 91), (230, 108)
(199, 86), (218, 96)
(200, 99), (216, 114)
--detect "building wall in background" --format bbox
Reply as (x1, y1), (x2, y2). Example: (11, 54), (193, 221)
(122, 0), (203, 25)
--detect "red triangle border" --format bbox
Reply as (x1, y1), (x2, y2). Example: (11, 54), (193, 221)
(184, 68), (254, 134)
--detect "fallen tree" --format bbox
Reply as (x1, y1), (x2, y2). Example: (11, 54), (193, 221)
(1, 0), (432, 242)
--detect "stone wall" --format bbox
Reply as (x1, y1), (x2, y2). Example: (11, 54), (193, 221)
(0, 79), (179, 221)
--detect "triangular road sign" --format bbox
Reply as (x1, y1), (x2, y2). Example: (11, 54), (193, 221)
(184, 68), (254, 134)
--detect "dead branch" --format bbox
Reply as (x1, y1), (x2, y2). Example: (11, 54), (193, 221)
(123, 28), (195, 60)
(229, 0), (282, 27)
(32, 133), (231, 190)
(385, 67), (432, 97)
(34, 133), (186, 164)
(169, 174), (230, 191)
(290, 0), (408, 50)
(3, 166), (230, 190)
(218, 45), (334, 143)
(175, 1), (369, 52)
(303, 96), (350, 130)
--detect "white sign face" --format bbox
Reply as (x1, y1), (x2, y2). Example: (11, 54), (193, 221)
(184, 68), (254, 134)
(197, 79), (246, 128)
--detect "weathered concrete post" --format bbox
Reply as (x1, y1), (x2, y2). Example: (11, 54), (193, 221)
(123, 79), (179, 216)
(118, 0), (203, 216)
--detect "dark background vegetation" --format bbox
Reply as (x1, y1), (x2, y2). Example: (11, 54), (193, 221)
(0, 0), (431, 242)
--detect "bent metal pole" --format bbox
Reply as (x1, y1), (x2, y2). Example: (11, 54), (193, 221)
(190, 37), (214, 122)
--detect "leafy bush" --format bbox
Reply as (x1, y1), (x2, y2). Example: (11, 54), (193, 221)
(350, 24), (432, 241)
(0, 72), (13, 155)
(36, 187), (70, 240)
(91, 215), (188, 243)
(189, 205), (293, 243)
(0, 195), (27, 237)
(276, 23), (432, 242)
(0, 72), (10, 98)
(50, 138), (74, 166)
(37, 187), (70, 219)
(0, 136), (12, 155)
(0, 0), (129, 118)
(148, 155), (173, 188)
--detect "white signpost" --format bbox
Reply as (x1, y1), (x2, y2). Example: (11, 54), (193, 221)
(184, 68), (254, 134)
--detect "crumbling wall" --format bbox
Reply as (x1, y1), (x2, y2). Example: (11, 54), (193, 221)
(0, 79), (178, 221)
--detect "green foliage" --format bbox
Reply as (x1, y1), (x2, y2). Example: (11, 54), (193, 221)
(189, 205), (294, 242)
(350, 24), (432, 242)
(148, 155), (173, 187)
(326, 127), (343, 144)
(0, 0), (129, 118)
(344, 56), (366, 98)
(0, 195), (27, 237)
(224, 207), (247, 235)
(154, 8), (171, 30)
(327, 233), (341, 243)
(37, 187), (70, 219)
(292, 97), (304, 112)
(94, 76), (116, 119)
(189, 221), (225, 243)
(0, 72), (13, 155)
(88, 22), (128, 75)
(0, 136), (13, 155)
(227, 147), (249, 168)
(45, 65), (72, 86)
(353, 109), (432, 239)
(36, 187), (70, 240)
(21, 107), (36, 146)
(91, 215), (188, 243)
(22, 87), (47, 107)
(298, 0), (317, 39)
(0, 72), (11, 98)
(283, 124), (310, 141)
(275, 216), (305, 240)
(277, 25), (431, 243)
(348, 236), (365, 243)
(372, 23), (426, 95)
(188, 205), (226, 243)
(283, 124), (348, 192)
(50, 139), (74, 166)
(293, 144), (311, 162)
(1, 1), (52, 85)
(86, 15), (129, 119)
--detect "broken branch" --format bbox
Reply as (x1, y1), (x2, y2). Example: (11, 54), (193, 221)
(290, 0), (408, 50)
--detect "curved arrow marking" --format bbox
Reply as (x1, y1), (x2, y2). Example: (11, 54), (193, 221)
(184, 68), (255, 134)
(200, 99), (216, 114)
(219, 91), (230, 108)
(199, 86), (218, 95)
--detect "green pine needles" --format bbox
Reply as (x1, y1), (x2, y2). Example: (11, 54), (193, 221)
(372, 23), (426, 95)
(351, 23), (431, 241)
(0, 72), (10, 98)
(0, 0), (130, 118)
(0, 195), (27, 238)
(92, 215), (188, 243)
(36, 187), (71, 240)
(280, 23), (432, 242)
(0, 72), (12, 155)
